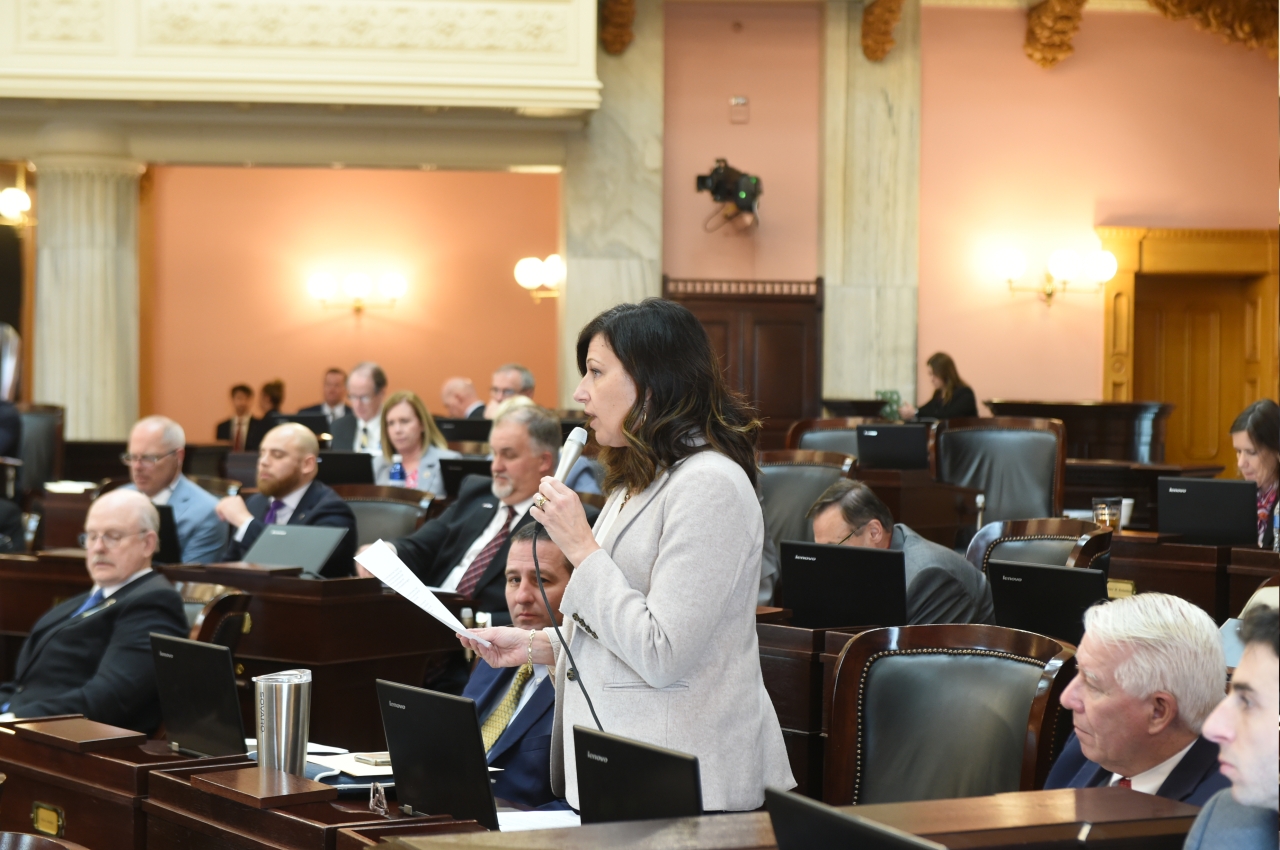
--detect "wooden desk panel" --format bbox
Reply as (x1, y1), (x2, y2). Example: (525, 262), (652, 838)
(1227, 548), (1279, 618)
(858, 469), (979, 549)
(1109, 535), (1230, 622)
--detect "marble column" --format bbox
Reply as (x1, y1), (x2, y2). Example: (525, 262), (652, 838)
(822, 0), (921, 403)
(33, 123), (141, 440)
(559, 0), (664, 407)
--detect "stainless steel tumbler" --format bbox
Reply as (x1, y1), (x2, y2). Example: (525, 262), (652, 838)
(253, 668), (312, 776)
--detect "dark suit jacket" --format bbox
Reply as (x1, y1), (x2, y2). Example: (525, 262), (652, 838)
(216, 416), (263, 448)
(220, 479), (358, 578)
(1044, 732), (1230, 806)
(0, 400), (21, 459)
(465, 403), (486, 420)
(917, 385), (978, 420)
(463, 660), (557, 808)
(328, 414), (379, 453)
(393, 475), (600, 626)
(0, 571), (188, 732)
(298, 403), (353, 424)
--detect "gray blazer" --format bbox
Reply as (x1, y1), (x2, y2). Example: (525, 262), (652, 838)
(372, 445), (461, 497)
(548, 451), (795, 811)
(126, 475), (226, 564)
(892, 524), (995, 625)
(1183, 788), (1279, 850)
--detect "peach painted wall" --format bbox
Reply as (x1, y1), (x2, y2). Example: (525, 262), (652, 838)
(148, 167), (560, 441)
(919, 9), (1278, 409)
(664, 3), (821, 281)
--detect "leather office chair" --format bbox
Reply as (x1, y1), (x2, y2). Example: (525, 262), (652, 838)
(966, 518), (1112, 575)
(936, 417), (1065, 524)
(15, 403), (65, 501)
(784, 417), (880, 455)
(332, 484), (430, 547)
(187, 475), (241, 499)
(758, 450), (855, 550)
(824, 624), (1075, 806)
(172, 582), (252, 653)
(224, 452), (258, 489)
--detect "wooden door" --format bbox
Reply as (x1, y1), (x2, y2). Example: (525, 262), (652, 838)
(1133, 275), (1251, 473)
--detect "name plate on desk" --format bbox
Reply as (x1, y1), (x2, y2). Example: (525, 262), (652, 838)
(14, 718), (146, 752)
(191, 766), (339, 808)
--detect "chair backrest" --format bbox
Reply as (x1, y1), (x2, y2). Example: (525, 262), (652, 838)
(785, 418), (881, 454)
(966, 518), (1112, 575)
(824, 624), (1074, 806)
(16, 403), (65, 496)
(936, 417), (1065, 523)
(333, 484), (430, 547)
(188, 475), (241, 498)
(173, 581), (252, 653)
(758, 451), (855, 549)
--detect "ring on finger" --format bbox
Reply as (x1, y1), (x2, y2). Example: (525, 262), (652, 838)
(534, 494), (549, 510)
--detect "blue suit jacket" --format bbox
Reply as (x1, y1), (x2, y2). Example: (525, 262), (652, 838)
(1045, 732), (1230, 806)
(126, 475), (227, 564)
(462, 659), (558, 808)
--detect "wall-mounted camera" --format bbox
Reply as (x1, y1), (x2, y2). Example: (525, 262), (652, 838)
(695, 158), (761, 232)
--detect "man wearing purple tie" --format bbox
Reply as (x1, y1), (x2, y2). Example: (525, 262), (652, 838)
(216, 423), (358, 578)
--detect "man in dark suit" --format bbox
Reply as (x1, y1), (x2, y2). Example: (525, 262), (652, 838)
(462, 522), (569, 808)
(808, 479), (994, 624)
(298, 367), (353, 426)
(0, 490), (188, 731)
(441, 377), (485, 420)
(1044, 593), (1229, 805)
(216, 423), (358, 578)
(215, 384), (260, 452)
(329, 362), (386, 454)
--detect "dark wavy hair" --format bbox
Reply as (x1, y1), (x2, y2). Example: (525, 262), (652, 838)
(1231, 399), (1279, 485)
(576, 299), (761, 493)
(926, 352), (967, 404)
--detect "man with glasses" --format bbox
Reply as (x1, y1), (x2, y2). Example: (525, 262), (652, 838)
(0, 490), (187, 731)
(122, 415), (226, 564)
(483, 364), (535, 419)
(807, 479), (994, 624)
(330, 362), (387, 454)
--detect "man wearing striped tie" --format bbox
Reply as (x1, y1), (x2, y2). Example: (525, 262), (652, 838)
(461, 522), (570, 808)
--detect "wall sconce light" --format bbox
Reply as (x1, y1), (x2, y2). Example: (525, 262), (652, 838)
(514, 254), (565, 304)
(307, 270), (408, 314)
(0, 164), (34, 230)
(999, 247), (1117, 305)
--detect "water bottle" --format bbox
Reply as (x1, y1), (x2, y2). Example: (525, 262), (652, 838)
(1272, 504), (1278, 553)
(389, 454), (406, 486)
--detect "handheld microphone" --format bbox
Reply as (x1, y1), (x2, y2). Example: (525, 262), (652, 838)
(554, 427), (589, 483)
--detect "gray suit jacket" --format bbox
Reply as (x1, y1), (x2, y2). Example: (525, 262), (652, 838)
(1183, 789), (1279, 850)
(372, 445), (462, 497)
(548, 451), (795, 811)
(126, 475), (227, 564)
(892, 524), (995, 625)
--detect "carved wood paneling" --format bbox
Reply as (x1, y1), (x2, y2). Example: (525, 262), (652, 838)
(862, 0), (905, 61)
(1024, 0), (1086, 68)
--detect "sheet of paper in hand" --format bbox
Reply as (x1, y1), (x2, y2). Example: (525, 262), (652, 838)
(355, 540), (492, 647)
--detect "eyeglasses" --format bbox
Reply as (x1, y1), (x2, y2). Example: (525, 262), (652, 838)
(79, 530), (147, 549)
(120, 450), (178, 467)
(834, 525), (864, 546)
(349, 393), (379, 404)
(491, 387), (519, 399)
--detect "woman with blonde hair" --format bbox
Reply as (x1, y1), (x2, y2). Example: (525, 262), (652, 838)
(375, 391), (460, 496)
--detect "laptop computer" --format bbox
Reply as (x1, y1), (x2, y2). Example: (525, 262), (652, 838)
(154, 504), (183, 565)
(277, 413), (331, 439)
(855, 424), (931, 471)
(435, 418), (493, 443)
(1158, 477), (1257, 546)
(574, 726), (702, 825)
(988, 559), (1108, 645)
(150, 634), (247, 758)
(316, 451), (375, 485)
(441, 458), (493, 499)
(375, 679), (499, 831)
(766, 787), (946, 850)
(779, 541), (908, 629)
(242, 525), (347, 573)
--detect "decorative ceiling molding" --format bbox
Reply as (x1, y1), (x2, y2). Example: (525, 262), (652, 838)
(1024, 0), (1087, 67)
(599, 0), (635, 54)
(862, 0), (905, 60)
(1144, 0), (1278, 58)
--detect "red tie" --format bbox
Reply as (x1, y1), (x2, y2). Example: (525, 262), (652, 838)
(456, 507), (513, 599)
(1117, 777), (1132, 788)
(233, 418), (245, 451)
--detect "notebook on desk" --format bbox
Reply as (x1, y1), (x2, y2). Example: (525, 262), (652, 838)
(779, 541), (908, 629)
(1157, 477), (1257, 546)
(766, 787), (946, 850)
(574, 726), (702, 825)
(242, 525), (347, 574)
(988, 559), (1108, 646)
(151, 634), (247, 758)
(855, 424), (931, 471)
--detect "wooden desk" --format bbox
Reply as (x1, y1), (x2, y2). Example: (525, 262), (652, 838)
(1109, 533), (1230, 622)
(1227, 548), (1279, 617)
(159, 565), (467, 752)
(386, 787), (1198, 849)
(857, 469), (980, 549)
(1064, 460), (1222, 531)
(0, 716), (245, 850)
(0, 551), (92, 681)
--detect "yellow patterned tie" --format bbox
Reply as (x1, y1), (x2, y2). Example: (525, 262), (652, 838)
(480, 663), (534, 752)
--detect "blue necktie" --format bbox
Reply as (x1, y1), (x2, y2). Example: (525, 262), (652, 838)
(69, 588), (105, 619)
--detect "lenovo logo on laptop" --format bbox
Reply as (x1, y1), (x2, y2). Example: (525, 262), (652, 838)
(587, 751), (609, 763)
(793, 555), (816, 561)
(1168, 487), (1187, 493)
(388, 701), (406, 710)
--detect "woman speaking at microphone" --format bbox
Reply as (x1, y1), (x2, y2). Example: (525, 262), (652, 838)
(458, 298), (794, 811)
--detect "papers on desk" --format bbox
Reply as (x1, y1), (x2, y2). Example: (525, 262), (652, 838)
(244, 739), (349, 755)
(308, 753), (393, 777)
(497, 811), (582, 832)
(355, 540), (492, 647)
(44, 480), (101, 494)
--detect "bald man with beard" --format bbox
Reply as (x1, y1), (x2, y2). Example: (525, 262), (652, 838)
(216, 423), (358, 578)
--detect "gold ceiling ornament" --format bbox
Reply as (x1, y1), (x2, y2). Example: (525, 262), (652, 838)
(599, 0), (635, 55)
(1144, 0), (1278, 58)
(861, 0), (905, 61)
(1024, 0), (1088, 68)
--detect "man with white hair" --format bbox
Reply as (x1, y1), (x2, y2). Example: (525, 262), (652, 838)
(123, 415), (226, 563)
(0, 490), (188, 731)
(1045, 593), (1230, 804)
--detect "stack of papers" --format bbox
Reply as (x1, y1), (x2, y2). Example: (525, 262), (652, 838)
(497, 811), (582, 831)
(355, 540), (491, 646)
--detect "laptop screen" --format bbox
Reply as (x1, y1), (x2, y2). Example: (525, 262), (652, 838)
(988, 559), (1108, 646)
(855, 424), (931, 471)
(154, 504), (183, 565)
(767, 787), (947, 850)
(242, 525), (347, 573)
(1157, 477), (1257, 546)
(574, 726), (702, 825)
(779, 541), (908, 629)
(315, 451), (375, 485)
(440, 458), (494, 499)
(150, 634), (247, 758)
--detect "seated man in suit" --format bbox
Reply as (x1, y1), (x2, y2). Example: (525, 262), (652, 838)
(298, 367), (352, 426)
(1184, 605), (1279, 849)
(216, 423), (358, 578)
(441, 377), (485, 420)
(483, 363), (536, 419)
(462, 522), (569, 808)
(1046, 593), (1229, 805)
(123, 415), (226, 563)
(808, 479), (994, 624)
(0, 490), (188, 731)
(215, 384), (258, 452)
(330, 362), (387, 454)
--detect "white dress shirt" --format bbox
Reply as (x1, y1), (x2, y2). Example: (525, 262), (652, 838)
(437, 494), (536, 591)
(98, 566), (155, 599)
(149, 477), (179, 506)
(321, 403), (346, 424)
(1108, 739), (1196, 795)
(233, 481), (310, 542)
(507, 663), (550, 726)
(355, 417), (382, 456)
